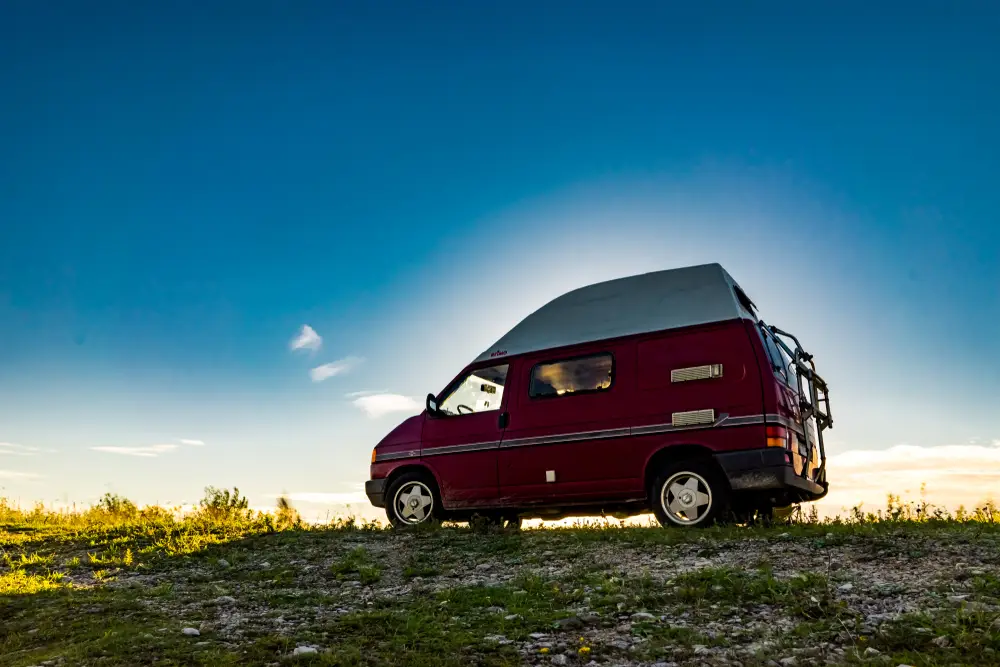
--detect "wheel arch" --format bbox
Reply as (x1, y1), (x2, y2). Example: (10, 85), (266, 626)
(384, 463), (441, 498)
(643, 443), (730, 500)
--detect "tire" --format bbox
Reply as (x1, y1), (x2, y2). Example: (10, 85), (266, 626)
(650, 459), (728, 528)
(386, 472), (441, 528)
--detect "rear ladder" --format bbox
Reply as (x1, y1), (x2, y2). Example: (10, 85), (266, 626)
(759, 321), (833, 484)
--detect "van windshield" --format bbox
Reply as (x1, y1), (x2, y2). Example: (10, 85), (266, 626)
(438, 364), (509, 416)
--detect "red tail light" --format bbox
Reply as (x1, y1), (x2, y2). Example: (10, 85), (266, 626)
(766, 425), (789, 448)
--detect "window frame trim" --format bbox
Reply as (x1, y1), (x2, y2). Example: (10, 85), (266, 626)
(526, 351), (616, 401)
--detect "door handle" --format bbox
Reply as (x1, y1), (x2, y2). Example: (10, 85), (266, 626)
(498, 412), (509, 429)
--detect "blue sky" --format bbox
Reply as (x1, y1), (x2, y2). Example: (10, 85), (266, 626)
(1, 2), (998, 516)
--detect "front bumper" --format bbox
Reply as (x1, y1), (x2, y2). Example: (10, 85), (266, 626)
(715, 448), (827, 499)
(365, 479), (387, 508)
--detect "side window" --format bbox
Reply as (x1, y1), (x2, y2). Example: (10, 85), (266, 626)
(438, 364), (508, 416)
(529, 353), (613, 399)
(758, 327), (797, 387)
(777, 342), (799, 388)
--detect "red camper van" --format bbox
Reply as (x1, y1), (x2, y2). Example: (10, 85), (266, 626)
(366, 264), (832, 528)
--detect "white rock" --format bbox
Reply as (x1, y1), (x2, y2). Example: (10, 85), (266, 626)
(260, 561), (271, 568)
(837, 583), (854, 592)
(779, 658), (798, 667)
(213, 596), (236, 605)
(476, 563), (492, 570)
(181, 628), (200, 637)
(864, 647), (881, 657)
(217, 559), (230, 568)
(292, 646), (318, 655)
(631, 612), (656, 621)
(551, 656), (569, 666)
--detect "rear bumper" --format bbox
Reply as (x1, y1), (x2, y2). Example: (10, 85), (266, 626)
(715, 448), (827, 499)
(365, 479), (387, 508)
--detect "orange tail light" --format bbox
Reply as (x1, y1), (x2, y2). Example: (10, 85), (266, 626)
(766, 425), (789, 448)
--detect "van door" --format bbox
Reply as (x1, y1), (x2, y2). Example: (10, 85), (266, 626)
(422, 362), (511, 508)
(498, 346), (636, 503)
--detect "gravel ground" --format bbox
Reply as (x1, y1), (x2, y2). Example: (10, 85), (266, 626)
(63, 524), (997, 666)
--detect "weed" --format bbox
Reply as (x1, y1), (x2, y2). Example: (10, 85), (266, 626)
(198, 486), (250, 522)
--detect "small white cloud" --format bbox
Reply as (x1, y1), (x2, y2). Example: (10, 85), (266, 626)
(289, 324), (322, 352)
(179, 439), (205, 446)
(91, 444), (179, 458)
(351, 393), (421, 418)
(310, 356), (364, 382)
(345, 389), (389, 398)
(0, 469), (42, 480)
(0, 442), (42, 456)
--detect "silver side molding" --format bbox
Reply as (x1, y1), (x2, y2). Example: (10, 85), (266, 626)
(374, 412), (791, 463)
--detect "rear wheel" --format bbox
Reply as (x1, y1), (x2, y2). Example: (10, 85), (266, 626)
(386, 472), (441, 528)
(651, 460), (728, 528)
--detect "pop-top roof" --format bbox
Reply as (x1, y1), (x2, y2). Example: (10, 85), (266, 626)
(473, 263), (751, 364)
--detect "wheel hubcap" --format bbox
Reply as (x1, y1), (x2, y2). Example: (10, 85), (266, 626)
(662, 471), (712, 525)
(394, 482), (433, 524)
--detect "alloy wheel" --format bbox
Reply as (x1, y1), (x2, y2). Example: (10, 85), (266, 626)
(660, 471), (713, 525)
(392, 481), (434, 525)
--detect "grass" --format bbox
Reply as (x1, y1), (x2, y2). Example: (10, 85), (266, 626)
(1, 491), (999, 665)
(330, 546), (383, 584)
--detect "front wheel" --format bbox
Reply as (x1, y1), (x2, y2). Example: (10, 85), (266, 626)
(386, 472), (441, 528)
(651, 460), (728, 528)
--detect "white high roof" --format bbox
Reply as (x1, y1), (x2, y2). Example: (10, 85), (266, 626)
(474, 263), (752, 364)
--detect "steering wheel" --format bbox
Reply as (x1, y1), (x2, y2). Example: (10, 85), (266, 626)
(456, 404), (474, 415)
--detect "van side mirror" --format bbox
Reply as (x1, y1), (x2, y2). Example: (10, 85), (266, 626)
(426, 393), (439, 416)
